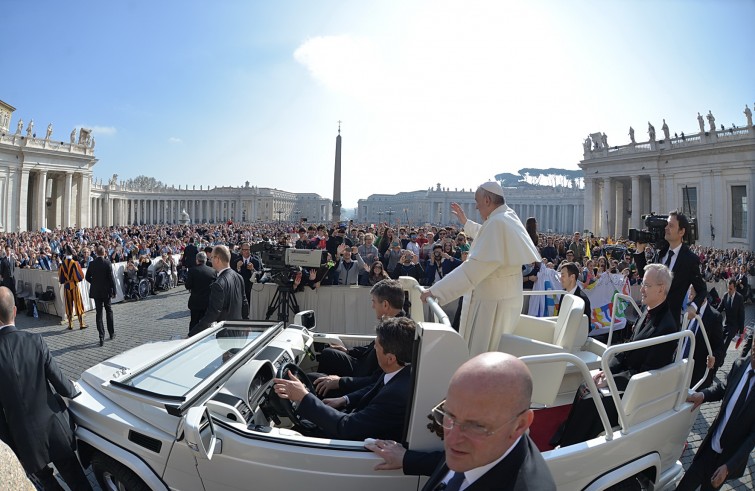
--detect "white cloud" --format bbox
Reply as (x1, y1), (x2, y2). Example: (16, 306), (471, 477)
(168, 136), (182, 144)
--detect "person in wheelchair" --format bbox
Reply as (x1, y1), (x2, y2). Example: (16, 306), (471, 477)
(123, 260), (140, 300)
(137, 255), (157, 295)
(272, 317), (415, 442)
(153, 255), (170, 291)
(162, 252), (178, 288)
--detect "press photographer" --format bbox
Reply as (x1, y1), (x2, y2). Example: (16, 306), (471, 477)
(632, 210), (706, 322)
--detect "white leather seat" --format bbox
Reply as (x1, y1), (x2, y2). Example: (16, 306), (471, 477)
(499, 294), (586, 406)
(621, 359), (689, 429)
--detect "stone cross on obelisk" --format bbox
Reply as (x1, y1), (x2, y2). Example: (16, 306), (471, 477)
(332, 121), (342, 223)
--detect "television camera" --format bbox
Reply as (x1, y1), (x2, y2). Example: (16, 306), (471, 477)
(627, 212), (697, 249)
(248, 242), (327, 323)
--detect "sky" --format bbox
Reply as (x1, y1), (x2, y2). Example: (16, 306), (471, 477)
(2, 0), (754, 209)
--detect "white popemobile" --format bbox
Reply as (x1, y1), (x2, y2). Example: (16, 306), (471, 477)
(69, 278), (710, 491)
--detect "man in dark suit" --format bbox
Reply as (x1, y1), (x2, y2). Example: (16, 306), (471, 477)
(634, 211), (706, 323)
(85, 245), (117, 346)
(0, 286), (93, 491)
(189, 245), (248, 337)
(367, 352), (556, 490)
(273, 317), (415, 442)
(0, 248), (15, 304)
(185, 251), (216, 334)
(721, 279), (745, 352)
(233, 242), (261, 312)
(552, 263), (679, 447)
(309, 279), (405, 397)
(558, 262), (592, 317)
(678, 334), (755, 490)
(682, 284), (724, 389)
(181, 236), (198, 270)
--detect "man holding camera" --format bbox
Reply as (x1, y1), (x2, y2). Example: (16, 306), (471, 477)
(333, 244), (365, 286)
(634, 210), (706, 323)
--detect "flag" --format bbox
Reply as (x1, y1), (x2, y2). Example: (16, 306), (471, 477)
(585, 239), (591, 260)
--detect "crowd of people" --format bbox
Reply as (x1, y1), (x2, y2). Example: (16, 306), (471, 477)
(1, 187), (755, 489)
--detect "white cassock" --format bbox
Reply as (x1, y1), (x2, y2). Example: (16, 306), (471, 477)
(430, 204), (541, 356)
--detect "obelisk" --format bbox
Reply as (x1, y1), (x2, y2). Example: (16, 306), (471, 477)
(332, 121), (342, 223)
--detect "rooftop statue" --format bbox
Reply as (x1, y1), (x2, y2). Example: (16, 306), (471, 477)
(45, 123), (53, 141)
(707, 110), (716, 132)
(16, 119), (23, 135)
(26, 119), (34, 138)
(745, 105), (752, 128)
(697, 113), (705, 133)
(647, 122), (656, 141)
(662, 119), (670, 140)
(628, 126), (635, 144)
(70, 129), (76, 144)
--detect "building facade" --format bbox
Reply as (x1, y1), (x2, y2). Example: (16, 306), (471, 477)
(357, 183), (583, 233)
(0, 102), (96, 232)
(580, 104), (754, 249)
(89, 179), (332, 226)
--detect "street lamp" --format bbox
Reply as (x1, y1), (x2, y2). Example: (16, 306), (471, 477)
(294, 209), (301, 222)
(386, 208), (394, 224)
(377, 210), (383, 223)
(403, 208), (409, 224)
(275, 209), (284, 225)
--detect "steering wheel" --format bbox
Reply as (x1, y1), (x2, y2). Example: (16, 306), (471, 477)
(269, 363), (317, 426)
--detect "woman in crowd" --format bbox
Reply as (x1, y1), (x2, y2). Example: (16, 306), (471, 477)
(367, 261), (389, 286)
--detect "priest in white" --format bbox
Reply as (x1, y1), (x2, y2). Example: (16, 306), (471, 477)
(421, 182), (541, 356)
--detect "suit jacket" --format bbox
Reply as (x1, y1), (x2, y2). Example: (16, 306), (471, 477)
(85, 256), (116, 300)
(185, 264), (216, 311)
(559, 286), (592, 319)
(296, 366), (411, 441)
(406, 434), (556, 491)
(610, 300), (678, 390)
(235, 255), (261, 288)
(721, 291), (745, 332)
(0, 326), (77, 474)
(0, 257), (14, 288)
(191, 268), (248, 336)
(634, 243), (706, 321)
(182, 243), (198, 269)
(698, 358), (755, 479)
(687, 304), (724, 388)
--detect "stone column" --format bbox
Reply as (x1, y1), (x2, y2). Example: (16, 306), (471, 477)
(105, 195), (112, 226)
(583, 178), (594, 234)
(17, 168), (30, 231)
(80, 173), (92, 228)
(651, 173), (662, 213)
(35, 170), (48, 231)
(631, 175), (641, 231)
(605, 177), (615, 238)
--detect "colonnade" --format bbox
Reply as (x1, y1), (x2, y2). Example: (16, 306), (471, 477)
(20, 169), (91, 231)
(89, 197), (263, 226)
(508, 203), (583, 234)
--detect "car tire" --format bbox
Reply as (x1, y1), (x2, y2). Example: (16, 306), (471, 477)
(91, 452), (151, 491)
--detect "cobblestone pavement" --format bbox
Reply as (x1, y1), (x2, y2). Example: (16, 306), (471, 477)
(14, 288), (755, 490)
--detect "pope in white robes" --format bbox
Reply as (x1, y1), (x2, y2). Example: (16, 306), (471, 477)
(421, 182), (541, 356)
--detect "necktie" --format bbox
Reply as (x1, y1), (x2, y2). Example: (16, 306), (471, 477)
(664, 250), (675, 268)
(730, 369), (754, 419)
(683, 319), (698, 358)
(436, 472), (466, 491)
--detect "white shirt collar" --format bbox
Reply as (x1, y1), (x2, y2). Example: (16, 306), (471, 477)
(383, 366), (404, 384)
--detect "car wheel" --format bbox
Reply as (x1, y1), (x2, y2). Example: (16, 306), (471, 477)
(91, 453), (151, 491)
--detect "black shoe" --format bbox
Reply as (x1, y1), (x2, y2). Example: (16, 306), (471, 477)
(109, 333), (115, 340)
(151, 291), (158, 295)
(99, 338), (104, 347)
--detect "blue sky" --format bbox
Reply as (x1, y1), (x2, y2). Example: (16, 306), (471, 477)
(3, 0), (753, 208)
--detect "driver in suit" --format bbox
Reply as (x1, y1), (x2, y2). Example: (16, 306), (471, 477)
(272, 317), (415, 442)
(366, 352), (556, 490)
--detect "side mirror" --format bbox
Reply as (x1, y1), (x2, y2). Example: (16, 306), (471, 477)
(184, 406), (216, 460)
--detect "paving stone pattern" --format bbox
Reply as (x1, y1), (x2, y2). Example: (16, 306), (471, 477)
(15, 289), (755, 490)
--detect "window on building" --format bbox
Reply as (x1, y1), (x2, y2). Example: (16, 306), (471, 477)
(681, 187), (697, 218)
(731, 186), (747, 239)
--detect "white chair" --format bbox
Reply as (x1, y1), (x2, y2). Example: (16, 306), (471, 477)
(620, 359), (689, 430)
(500, 294), (586, 406)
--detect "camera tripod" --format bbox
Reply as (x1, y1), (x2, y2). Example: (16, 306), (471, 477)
(265, 283), (300, 325)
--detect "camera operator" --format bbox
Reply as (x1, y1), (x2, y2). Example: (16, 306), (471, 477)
(634, 210), (706, 322)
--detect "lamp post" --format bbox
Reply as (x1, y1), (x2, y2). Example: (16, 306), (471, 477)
(377, 210), (383, 224)
(275, 209), (284, 225)
(294, 209), (301, 223)
(403, 208), (409, 225)
(386, 208), (394, 224)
